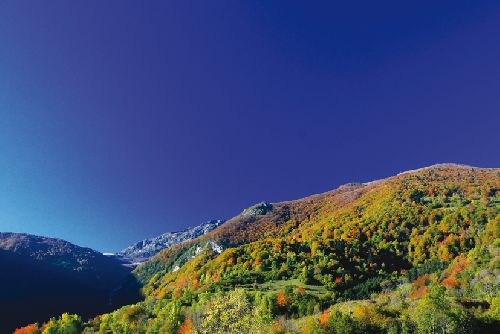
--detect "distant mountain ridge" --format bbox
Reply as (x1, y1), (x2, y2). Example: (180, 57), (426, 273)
(0, 232), (139, 333)
(0, 220), (227, 332)
(116, 219), (224, 264)
(0, 232), (111, 274)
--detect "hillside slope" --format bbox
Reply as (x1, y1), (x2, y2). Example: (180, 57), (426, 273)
(13, 164), (500, 333)
(0, 233), (139, 333)
(116, 220), (224, 265)
(138, 164), (498, 298)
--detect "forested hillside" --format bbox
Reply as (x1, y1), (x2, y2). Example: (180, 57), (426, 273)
(14, 164), (499, 333)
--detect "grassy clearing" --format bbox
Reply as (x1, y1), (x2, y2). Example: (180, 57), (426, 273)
(236, 278), (331, 297)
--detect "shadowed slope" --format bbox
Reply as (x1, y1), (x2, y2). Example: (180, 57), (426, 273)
(0, 233), (141, 333)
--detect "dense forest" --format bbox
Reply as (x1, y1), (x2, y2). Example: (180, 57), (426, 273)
(14, 165), (499, 333)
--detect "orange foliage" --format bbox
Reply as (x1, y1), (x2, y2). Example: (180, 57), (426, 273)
(13, 324), (39, 334)
(335, 277), (342, 283)
(276, 291), (287, 307)
(319, 309), (329, 325)
(410, 274), (431, 298)
(441, 256), (469, 288)
(178, 316), (195, 334)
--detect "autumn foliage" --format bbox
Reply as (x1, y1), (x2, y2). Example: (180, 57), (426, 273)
(441, 256), (469, 288)
(319, 309), (329, 326)
(178, 316), (195, 334)
(10, 165), (500, 334)
(276, 291), (287, 307)
(13, 324), (38, 334)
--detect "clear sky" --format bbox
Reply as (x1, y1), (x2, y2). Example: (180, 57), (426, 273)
(1, 1), (499, 252)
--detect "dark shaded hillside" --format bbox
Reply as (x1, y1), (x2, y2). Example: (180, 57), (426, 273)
(0, 233), (130, 288)
(0, 234), (141, 333)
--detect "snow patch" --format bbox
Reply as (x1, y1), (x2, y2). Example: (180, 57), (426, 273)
(210, 242), (223, 254)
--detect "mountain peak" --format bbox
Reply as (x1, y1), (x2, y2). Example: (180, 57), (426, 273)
(396, 163), (481, 176)
(0, 232), (98, 263)
(242, 202), (273, 216)
(116, 219), (225, 264)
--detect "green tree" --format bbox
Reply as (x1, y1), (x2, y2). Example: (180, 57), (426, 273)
(42, 313), (82, 334)
(254, 292), (275, 323)
(146, 301), (181, 334)
(201, 289), (253, 334)
(412, 284), (459, 334)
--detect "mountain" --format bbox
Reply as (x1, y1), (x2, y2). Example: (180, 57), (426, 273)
(0, 233), (139, 333)
(0, 233), (127, 280)
(12, 164), (500, 333)
(116, 219), (224, 264)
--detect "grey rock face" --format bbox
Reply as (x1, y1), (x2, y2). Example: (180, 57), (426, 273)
(116, 220), (224, 264)
(242, 202), (273, 216)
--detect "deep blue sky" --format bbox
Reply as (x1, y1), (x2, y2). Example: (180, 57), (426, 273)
(1, 1), (499, 252)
